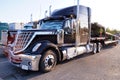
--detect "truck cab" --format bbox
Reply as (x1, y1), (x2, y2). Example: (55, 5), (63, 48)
(2, 5), (96, 72)
(40, 16), (76, 44)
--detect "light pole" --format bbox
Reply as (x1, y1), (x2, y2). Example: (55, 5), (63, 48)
(30, 14), (33, 23)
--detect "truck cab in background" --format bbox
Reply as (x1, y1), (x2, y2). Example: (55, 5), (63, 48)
(0, 23), (8, 40)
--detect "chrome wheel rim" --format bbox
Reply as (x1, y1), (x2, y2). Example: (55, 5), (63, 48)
(44, 54), (55, 69)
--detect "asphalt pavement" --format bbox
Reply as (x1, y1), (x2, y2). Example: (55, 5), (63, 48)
(0, 44), (120, 80)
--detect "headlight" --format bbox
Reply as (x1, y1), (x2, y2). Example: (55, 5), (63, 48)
(32, 43), (41, 52)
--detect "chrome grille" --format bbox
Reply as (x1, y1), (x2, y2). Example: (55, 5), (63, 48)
(14, 31), (34, 53)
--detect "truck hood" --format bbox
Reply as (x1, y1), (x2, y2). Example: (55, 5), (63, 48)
(7, 29), (59, 54)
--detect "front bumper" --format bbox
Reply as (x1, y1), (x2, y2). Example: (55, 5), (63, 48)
(8, 50), (41, 71)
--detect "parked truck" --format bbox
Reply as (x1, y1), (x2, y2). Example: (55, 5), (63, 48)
(1, 5), (111, 72)
(0, 22), (8, 40)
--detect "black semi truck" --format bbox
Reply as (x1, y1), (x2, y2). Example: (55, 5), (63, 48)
(1, 5), (108, 72)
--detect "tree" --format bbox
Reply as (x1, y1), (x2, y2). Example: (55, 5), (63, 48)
(106, 27), (120, 34)
(106, 27), (111, 33)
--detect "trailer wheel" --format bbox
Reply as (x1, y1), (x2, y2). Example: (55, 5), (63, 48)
(40, 49), (57, 72)
(92, 43), (97, 54)
(97, 43), (102, 53)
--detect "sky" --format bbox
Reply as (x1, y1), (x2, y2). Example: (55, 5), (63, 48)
(0, 0), (120, 30)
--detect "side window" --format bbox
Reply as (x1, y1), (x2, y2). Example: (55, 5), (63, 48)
(64, 20), (71, 34)
(64, 19), (76, 43)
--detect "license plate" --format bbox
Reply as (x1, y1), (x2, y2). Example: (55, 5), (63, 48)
(22, 65), (28, 70)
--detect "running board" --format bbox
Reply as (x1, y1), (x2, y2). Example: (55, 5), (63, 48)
(62, 46), (88, 59)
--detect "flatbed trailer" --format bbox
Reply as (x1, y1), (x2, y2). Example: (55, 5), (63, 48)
(90, 23), (106, 52)
(105, 32), (119, 46)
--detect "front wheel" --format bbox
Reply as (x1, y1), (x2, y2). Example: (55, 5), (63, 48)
(40, 49), (57, 73)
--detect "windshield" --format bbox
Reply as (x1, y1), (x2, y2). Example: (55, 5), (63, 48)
(40, 20), (64, 30)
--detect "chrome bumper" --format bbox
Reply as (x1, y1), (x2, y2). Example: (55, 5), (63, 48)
(8, 50), (41, 71)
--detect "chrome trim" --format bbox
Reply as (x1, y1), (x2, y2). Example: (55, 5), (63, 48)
(57, 29), (64, 44)
(32, 43), (41, 52)
(14, 31), (54, 53)
(62, 50), (67, 61)
(8, 50), (41, 71)
(13, 31), (34, 53)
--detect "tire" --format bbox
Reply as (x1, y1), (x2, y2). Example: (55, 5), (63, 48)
(97, 43), (102, 53)
(40, 49), (57, 73)
(92, 43), (97, 54)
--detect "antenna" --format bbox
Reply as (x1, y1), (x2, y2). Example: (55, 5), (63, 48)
(31, 14), (33, 22)
(49, 5), (52, 16)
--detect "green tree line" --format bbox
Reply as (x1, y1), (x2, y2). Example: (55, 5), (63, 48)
(106, 27), (120, 34)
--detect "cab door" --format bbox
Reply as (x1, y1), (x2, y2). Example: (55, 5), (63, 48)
(64, 19), (76, 44)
